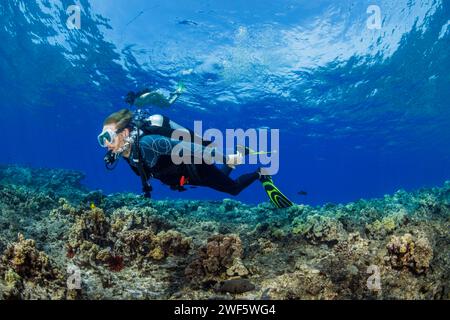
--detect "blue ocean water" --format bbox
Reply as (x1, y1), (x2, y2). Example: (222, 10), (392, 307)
(1, 0), (449, 206)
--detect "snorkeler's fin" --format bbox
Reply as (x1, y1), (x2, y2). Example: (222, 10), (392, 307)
(260, 174), (294, 208)
(175, 82), (185, 94)
(167, 82), (185, 105)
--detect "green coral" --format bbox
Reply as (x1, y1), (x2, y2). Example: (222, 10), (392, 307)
(366, 211), (406, 238)
(270, 228), (286, 240)
(4, 268), (21, 287)
(292, 214), (345, 244)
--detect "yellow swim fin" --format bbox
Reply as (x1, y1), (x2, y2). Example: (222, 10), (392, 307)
(260, 175), (294, 208)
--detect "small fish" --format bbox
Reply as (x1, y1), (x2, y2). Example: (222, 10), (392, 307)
(90, 202), (96, 209)
(297, 190), (308, 196)
(217, 279), (255, 294)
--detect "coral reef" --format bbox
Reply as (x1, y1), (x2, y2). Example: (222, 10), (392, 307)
(292, 214), (346, 244)
(386, 232), (433, 274)
(0, 234), (68, 299)
(261, 264), (337, 299)
(185, 234), (248, 285)
(0, 165), (87, 201)
(365, 210), (407, 239)
(0, 165), (449, 300)
(61, 201), (192, 274)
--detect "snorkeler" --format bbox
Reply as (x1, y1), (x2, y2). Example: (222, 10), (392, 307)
(125, 83), (185, 108)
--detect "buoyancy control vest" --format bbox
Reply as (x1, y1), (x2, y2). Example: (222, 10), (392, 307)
(123, 111), (212, 195)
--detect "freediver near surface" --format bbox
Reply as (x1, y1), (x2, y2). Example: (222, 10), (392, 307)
(98, 84), (293, 208)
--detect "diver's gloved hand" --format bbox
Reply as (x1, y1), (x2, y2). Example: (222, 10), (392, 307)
(142, 184), (153, 199)
(104, 150), (119, 170)
(125, 88), (151, 106)
(143, 192), (151, 199)
(104, 150), (114, 164)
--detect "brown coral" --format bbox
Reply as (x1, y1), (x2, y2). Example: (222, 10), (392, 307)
(65, 204), (191, 269)
(0, 234), (67, 299)
(261, 264), (337, 299)
(2, 234), (59, 281)
(115, 229), (155, 260)
(386, 232), (433, 274)
(185, 234), (246, 283)
(292, 215), (346, 245)
(114, 229), (191, 261)
(152, 230), (191, 258)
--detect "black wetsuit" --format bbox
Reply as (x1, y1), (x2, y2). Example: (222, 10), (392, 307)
(126, 134), (260, 196)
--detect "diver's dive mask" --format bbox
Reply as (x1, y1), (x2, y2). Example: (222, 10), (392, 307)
(97, 128), (118, 147)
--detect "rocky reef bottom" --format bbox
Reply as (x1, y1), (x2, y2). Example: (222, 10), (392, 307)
(0, 165), (448, 300)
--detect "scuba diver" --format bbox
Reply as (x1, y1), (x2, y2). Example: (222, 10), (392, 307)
(98, 85), (293, 208)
